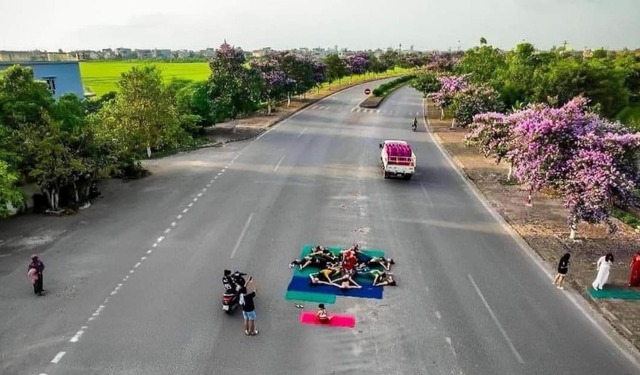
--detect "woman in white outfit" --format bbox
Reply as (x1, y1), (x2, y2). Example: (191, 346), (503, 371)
(592, 253), (614, 290)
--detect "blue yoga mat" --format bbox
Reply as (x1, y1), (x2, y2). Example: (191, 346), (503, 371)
(286, 276), (383, 300)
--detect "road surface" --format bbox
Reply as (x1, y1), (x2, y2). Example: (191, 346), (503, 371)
(1, 83), (638, 375)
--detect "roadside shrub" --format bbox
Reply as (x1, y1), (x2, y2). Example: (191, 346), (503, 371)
(372, 75), (415, 96)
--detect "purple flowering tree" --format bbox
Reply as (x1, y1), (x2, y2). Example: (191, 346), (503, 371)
(505, 97), (640, 239)
(343, 52), (370, 82)
(431, 74), (470, 120)
(464, 112), (516, 180)
(451, 85), (504, 127)
(250, 58), (289, 115)
(426, 51), (462, 73)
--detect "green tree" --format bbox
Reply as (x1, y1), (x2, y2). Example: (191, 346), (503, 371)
(499, 42), (540, 108)
(0, 160), (22, 217)
(411, 69), (441, 96)
(208, 41), (260, 122)
(0, 65), (54, 129)
(175, 81), (214, 128)
(324, 53), (347, 85)
(533, 56), (629, 117)
(458, 44), (507, 86)
(92, 65), (188, 163)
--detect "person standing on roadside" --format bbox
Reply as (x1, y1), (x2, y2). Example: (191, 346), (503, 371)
(628, 251), (640, 287)
(28, 255), (45, 296)
(240, 276), (258, 336)
(592, 253), (614, 291)
(553, 253), (571, 290)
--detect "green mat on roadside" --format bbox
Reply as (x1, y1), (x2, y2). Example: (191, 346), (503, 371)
(293, 245), (386, 277)
(284, 291), (336, 304)
(588, 287), (640, 300)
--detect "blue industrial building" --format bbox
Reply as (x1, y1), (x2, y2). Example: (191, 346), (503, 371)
(0, 61), (85, 99)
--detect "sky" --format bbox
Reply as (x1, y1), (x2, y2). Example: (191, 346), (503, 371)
(0, 0), (638, 52)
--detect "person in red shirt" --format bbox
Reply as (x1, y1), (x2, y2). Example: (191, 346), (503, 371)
(628, 251), (640, 287)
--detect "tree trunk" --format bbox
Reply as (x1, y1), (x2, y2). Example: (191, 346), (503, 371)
(287, 93), (291, 107)
(450, 118), (456, 129)
(52, 190), (59, 211)
(569, 215), (578, 240)
(507, 162), (514, 181)
(147, 145), (152, 158)
(267, 103), (272, 115)
(440, 106), (445, 120)
(72, 181), (79, 203)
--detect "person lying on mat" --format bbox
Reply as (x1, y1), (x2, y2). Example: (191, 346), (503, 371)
(291, 255), (336, 270)
(332, 272), (362, 289)
(355, 266), (382, 279)
(289, 247), (338, 269)
(316, 303), (332, 323)
(366, 257), (395, 271)
(309, 266), (341, 286)
(373, 272), (397, 287)
(311, 245), (337, 260)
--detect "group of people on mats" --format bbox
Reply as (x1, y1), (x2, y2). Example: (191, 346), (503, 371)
(289, 244), (397, 289)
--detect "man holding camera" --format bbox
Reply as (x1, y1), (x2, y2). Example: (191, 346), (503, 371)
(240, 276), (258, 336)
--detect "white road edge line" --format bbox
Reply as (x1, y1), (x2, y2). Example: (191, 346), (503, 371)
(230, 213), (254, 259)
(422, 98), (640, 367)
(274, 155), (285, 172)
(51, 351), (66, 363)
(468, 274), (525, 364)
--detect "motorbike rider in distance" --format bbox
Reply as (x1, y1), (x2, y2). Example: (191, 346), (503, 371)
(412, 117), (418, 131)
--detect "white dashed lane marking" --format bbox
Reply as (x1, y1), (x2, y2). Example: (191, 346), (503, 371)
(69, 328), (85, 343)
(230, 213), (254, 259)
(51, 351), (66, 363)
(40, 156), (241, 370)
(274, 155), (285, 172)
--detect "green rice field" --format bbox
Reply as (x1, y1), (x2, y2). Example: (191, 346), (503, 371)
(80, 62), (210, 96)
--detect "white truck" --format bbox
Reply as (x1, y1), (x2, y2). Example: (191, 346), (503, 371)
(379, 140), (416, 180)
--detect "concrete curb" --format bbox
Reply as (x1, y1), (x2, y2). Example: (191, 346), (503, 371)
(421, 98), (640, 367)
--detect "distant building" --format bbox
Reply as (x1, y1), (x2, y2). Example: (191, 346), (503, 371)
(0, 61), (85, 99)
(152, 49), (172, 58)
(115, 48), (133, 59)
(134, 49), (153, 59)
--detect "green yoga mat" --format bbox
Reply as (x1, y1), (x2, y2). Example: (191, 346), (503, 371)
(588, 287), (640, 300)
(293, 245), (386, 277)
(284, 291), (336, 304)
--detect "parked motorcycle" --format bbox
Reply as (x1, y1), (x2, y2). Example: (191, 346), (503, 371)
(221, 271), (247, 314)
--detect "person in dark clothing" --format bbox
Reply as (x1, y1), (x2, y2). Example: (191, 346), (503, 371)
(553, 253), (571, 290)
(240, 277), (258, 336)
(28, 255), (45, 296)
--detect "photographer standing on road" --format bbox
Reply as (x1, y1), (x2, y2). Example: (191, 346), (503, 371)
(240, 276), (258, 336)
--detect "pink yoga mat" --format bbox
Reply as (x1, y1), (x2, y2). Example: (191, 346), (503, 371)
(299, 311), (356, 328)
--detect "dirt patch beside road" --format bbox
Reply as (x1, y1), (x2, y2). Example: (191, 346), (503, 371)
(424, 99), (640, 351)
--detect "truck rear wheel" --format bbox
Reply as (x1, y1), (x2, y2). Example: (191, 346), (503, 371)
(404, 174), (413, 180)
(383, 169), (389, 179)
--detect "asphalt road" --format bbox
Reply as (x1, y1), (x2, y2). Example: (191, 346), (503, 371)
(1, 83), (639, 375)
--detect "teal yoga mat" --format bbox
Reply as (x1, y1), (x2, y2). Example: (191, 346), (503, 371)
(588, 287), (640, 300)
(284, 290), (336, 304)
